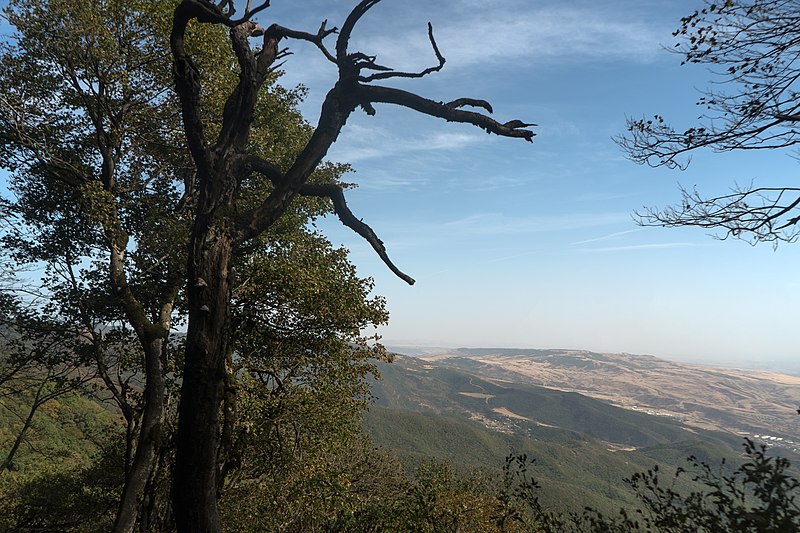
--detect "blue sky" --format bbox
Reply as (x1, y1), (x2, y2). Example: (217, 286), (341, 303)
(262, 0), (800, 367)
(5, 1), (798, 367)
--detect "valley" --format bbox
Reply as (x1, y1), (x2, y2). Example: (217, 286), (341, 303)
(364, 351), (785, 514)
(410, 348), (800, 453)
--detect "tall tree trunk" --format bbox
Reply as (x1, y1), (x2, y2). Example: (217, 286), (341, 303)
(167, 3), (535, 530)
(174, 216), (234, 533)
(112, 338), (166, 533)
(108, 233), (176, 533)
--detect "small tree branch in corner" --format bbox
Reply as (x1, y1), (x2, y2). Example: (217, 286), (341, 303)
(635, 184), (800, 245)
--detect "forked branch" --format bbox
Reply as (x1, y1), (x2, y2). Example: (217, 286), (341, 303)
(175, 0), (535, 286)
(359, 23), (445, 82)
(271, 20), (339, 63)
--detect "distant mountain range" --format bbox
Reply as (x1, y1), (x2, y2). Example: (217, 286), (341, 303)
(414, 348), (800, 449)
(364, 349), (800, 514)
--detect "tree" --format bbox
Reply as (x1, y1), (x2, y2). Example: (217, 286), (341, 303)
(617, 0), (800, 245)
(168, 1), (535, 530)
(0, 0), (385, 530)
(0, 0), (190, 527)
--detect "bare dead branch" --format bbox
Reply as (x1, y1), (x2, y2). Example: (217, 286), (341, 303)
(336, 0), (382, 63)
(215, 21), (280, 151)
(360, 22), (445, 82)
(242, 154), (284, 184)
(349, 52), (391, 72)
(171, 3), (212, 172)
(360, 85), (536, 141)
(300, 183), (415, 285)
(244, 154), (414, 284)
(271, 20), (338, 64)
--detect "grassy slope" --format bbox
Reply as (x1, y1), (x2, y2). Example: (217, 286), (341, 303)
(372, 356), (739, 448)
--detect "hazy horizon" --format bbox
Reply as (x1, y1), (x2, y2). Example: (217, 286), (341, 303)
(382, 340), (800, 375)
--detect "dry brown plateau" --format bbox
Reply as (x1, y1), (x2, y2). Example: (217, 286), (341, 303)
(419, 349), (800, 448)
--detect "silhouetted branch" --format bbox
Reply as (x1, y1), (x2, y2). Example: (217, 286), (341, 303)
(300, 183), (415, 285)
(360, 85), (536, 141)
(336, 0), (382, 63)
(271, 20), (338, 63)
(636, 184), (800, 244)
(360, 23), (445, 82)
(446, 98), (494, 114)
(243, 154), (414, 284)
(619, 114), (784, 170)
(618, 1), (800, 169)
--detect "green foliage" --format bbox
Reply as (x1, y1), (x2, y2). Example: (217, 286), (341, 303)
(0, 0), (386, 529)
(366, 357), (745, 516)
(0, 388), (124, 532)
(220, 438), (408, 532)
(372, 356), (726, 449)
(502, 438), (800, 532)
(0, 446), (123, 532)
(365, 406), (675, 516)
(215, 230), (389, 530)
(0, 389), (118, 470)
(615, 439), (800, 532)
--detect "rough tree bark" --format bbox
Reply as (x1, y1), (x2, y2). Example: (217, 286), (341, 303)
(169, 1), (536, 531)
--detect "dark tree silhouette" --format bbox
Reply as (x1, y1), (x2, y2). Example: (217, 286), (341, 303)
(618, 0), (800, 245)
(169, 1), (535, 530)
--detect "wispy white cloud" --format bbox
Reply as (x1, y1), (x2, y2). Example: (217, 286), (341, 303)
(570, 228), (646, 246)
(443, 211), (629, 236)
(350, 171), (429, 191)
(462, 174), (531, 192)
(583, 242), (697, 253)
(350, 3), (667, 74)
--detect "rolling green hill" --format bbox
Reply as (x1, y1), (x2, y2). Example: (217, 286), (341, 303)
(364, 355), (757, 515)
(371, 355), (740, 449)
(364, 406), (736, 515)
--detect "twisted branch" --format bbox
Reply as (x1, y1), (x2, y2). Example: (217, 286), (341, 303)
(300, 183), (415, 285)
(243, 154), (414, 284)
(360, 23), (445, 82)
